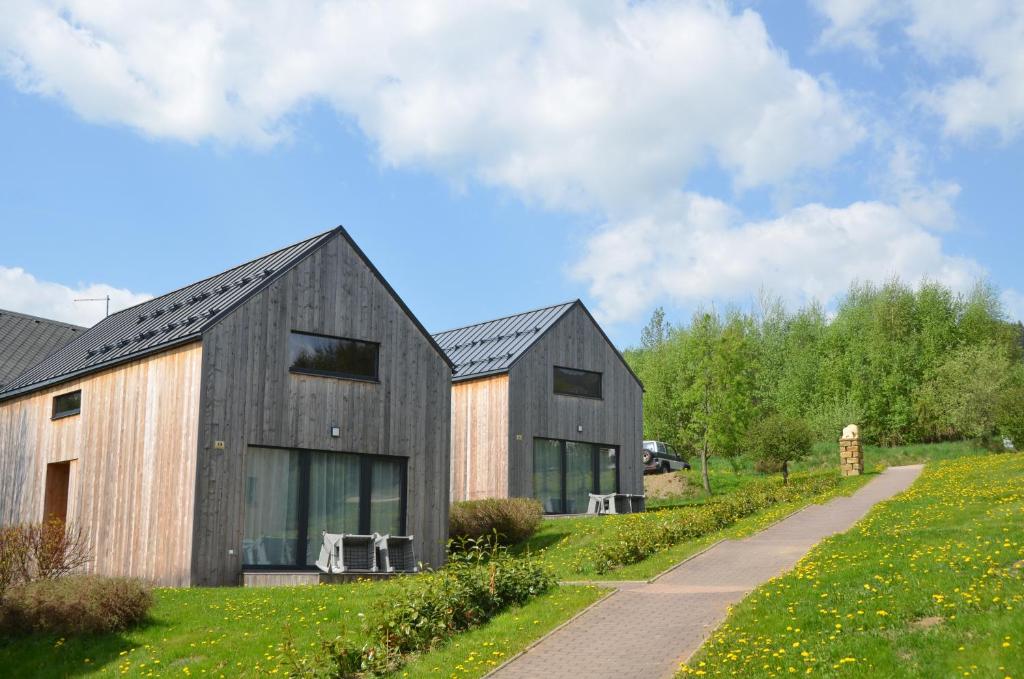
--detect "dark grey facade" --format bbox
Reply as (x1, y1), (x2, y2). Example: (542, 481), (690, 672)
(191, 229), (452, 585)
(434, 301), (644, 511)
(506, 303), (644, 499)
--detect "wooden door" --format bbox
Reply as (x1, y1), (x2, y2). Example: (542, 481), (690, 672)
(43, 461), (71, 523)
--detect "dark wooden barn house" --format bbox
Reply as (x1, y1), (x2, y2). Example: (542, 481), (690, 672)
(433, 301), (643, 514)
(0, 227), (452, 586)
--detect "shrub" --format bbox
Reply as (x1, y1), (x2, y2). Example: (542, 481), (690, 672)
(0, 526), (31, 597)
(996, 382), (1024, 450)
(0, 520), (90, 597)
(449, 498), (543, 546)
(580, 473), (839, 574)
(0, 575), (153, 635)
(281, 539), (555, 677)
(744, 414), (813, 484)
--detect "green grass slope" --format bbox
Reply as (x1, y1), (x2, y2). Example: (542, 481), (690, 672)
(680, 452), (1024, 678)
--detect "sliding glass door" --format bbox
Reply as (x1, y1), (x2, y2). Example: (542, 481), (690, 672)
(243, 446), (408, 568)
(533, 439), (564, 513)
(532, 439), (618, 514)
(243, 448), (302, 566)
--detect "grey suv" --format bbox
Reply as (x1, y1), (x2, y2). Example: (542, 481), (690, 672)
(642, 440), (691, 474)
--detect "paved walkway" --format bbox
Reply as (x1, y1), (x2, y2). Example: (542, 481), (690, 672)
(488, 465), (923, 679)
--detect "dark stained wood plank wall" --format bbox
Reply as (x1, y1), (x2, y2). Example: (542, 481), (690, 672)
(191, 233), (451, 585)
(506, 304), (644, 499)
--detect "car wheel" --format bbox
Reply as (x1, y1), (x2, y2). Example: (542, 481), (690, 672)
(642, 451), (652, 464)
(661, 461), (670, 474)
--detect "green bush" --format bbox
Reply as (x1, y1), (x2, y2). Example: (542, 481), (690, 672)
(0, 575), (153, 635)
(281, 539), (555, 677)
(996, 382), (1024, 450)
(579, 473), (839, 574)
(745, 414), (813, 484)
(449, 497), (543, 546)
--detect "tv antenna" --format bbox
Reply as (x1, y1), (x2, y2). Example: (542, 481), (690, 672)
(74, 295), (111, 318)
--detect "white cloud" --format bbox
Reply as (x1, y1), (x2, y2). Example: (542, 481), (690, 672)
(811, 0), (1024, 139)
(2, 1), (1005, 326)
(572, 190), (984, 323)
(0, 266), (152, 327)
(0, 1), (863, 212)
(1002, 289), (1024, 323)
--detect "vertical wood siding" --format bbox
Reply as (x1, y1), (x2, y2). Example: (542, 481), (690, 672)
(506, 305), (643, 498)
(450, 374), (509, 502)
(192, 233), (451, 585)
(0, 343), (203, 586)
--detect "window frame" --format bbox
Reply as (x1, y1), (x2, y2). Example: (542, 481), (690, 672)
(552, 365), (603, 400)
(532, 437), (619, 514)
(242, 445), (408, 570)
(51, 390), (82, 420)
(287, 330), (381, 383)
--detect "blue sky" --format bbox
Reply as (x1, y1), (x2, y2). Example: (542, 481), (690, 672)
(1, 1), (1022, 347)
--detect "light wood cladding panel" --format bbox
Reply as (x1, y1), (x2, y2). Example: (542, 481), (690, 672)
(450, 374), (509, 501)
(0, 343), (203, 586)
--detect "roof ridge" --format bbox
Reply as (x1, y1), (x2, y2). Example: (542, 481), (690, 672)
(0, 308), (86, 331)
(431, 299), (578, 337)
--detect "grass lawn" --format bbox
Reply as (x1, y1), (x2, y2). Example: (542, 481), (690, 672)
(0, 577), (392, 677)
(0, 576), (604, 679)
(680, 452), (1024, 678)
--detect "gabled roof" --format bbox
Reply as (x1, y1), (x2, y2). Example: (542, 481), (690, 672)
(433, 300), (643, 388)
(0, 310), (86, 389)
(432, 301), (577, 381)
(0, 229), (335, 399)
(0, 226), (453, 401)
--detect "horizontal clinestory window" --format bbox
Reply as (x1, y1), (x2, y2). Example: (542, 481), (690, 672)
(52, 390), (82, 420)
(553, 366), (602, 399)
(288, 330), (379, 382)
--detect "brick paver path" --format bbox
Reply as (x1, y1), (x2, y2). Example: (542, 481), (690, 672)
(489, 465), (923, 679)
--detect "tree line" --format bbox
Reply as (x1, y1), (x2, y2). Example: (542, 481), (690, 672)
(624, 279), (1024, 489)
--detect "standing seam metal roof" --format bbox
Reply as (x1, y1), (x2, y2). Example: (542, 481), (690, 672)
(0, 230), (334, 398)
(431, 301), (576, 381)
(0, 310), (86, 389)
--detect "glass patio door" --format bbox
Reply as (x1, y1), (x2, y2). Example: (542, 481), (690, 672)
(532, 439), (618, 514)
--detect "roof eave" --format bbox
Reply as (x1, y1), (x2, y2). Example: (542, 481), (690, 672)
(0, 336), (203, 403)
(451, 367), (511, 383)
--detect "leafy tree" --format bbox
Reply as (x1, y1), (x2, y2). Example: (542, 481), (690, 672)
(995, 380), (1024, 450)
(640, 306), (670, 349)
(625, 277), (1021, 455)
(744, 414), (813, 485)
(675, 310), (759, 492)
(913, 342), (1015, 443)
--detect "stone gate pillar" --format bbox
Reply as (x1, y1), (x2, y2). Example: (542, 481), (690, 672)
(840, 424), (863, 476)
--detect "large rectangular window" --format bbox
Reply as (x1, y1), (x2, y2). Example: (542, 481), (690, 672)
(553, 366), (602, 399)
(288, 331), (379, 381)
(243, 446), (407, 568)
(532, 439), (618, 514)
(52, 390), (81, 419)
